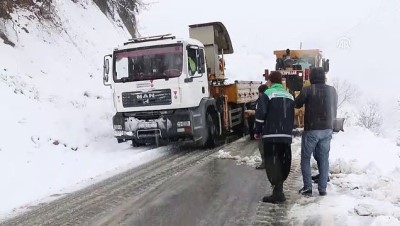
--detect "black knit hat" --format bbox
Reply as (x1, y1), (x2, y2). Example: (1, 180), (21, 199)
(258, 84), (267, 93)
(268, 71), (282, 84)
(310, 67), (326, 84)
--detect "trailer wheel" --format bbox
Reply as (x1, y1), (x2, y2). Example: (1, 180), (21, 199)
(205, 112), (217, 148)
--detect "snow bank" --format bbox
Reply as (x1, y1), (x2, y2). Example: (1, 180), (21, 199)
(0, 1), (166, 219)
(330, 126), (400, 175)
(371, 216), (400, 226)
(289, 126), (400, 225)
(215, 150), (261, 167)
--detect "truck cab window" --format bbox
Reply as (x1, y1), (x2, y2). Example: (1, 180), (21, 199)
(187, 48), (197, 76)
(115, 57), (129, 80)
(113, 44), (183, 83)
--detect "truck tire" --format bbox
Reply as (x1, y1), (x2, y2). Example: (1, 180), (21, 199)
(131, 140), (142, 147)
(205, 112), (217, 148)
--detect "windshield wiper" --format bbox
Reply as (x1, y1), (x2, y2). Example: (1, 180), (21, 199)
(162, 73), (170, 81)
(120, 77), (130, 83)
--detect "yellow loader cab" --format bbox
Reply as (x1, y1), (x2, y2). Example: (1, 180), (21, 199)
(273, 48), (329, 93)
(265, 48), (330, 128)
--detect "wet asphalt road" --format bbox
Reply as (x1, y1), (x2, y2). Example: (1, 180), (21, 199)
(1, 137), (303, 226)
(95, 158), (266, 226)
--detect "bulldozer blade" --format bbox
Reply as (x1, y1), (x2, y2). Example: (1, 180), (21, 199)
(292, 129), (304, 137)
(333, 118), (345, 132)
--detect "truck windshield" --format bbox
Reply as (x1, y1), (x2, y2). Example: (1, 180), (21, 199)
(113, 44), (183, 83)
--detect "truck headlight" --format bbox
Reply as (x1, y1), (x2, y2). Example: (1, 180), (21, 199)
(113, 125), (123, 130)
(114, 130), (124, 136)
(177, 121), (191, 127)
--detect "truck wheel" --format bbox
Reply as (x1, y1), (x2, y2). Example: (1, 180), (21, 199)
(205, 112), (217, 148)
(131, 140), (141, 147)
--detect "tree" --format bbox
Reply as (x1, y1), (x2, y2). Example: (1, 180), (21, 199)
(331, 77), (358, 109)
(93, 0), (145, 38)
(357, 101), (382, 134)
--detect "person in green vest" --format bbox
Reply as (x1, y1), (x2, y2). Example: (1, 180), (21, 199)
(188, 55), (197, 76)
(254, 71), (295, 203)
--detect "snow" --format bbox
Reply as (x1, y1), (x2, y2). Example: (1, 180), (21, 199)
(288, 126), (400, 225)
(1, 0), (400, 224)
(216, 150), (261, 167)
(371, 216), (400, 226)
(216, 138), (301, 168)
(0, 144), (169, 219)
(216, 150), (237, 159)
(0, 0), (168, 219)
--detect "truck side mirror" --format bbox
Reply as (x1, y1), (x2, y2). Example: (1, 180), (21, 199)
(198, 49), (205, 74)
(105, 59), (110, 74)
(103, 54), (112, 86)
(323, 59), (330, 73)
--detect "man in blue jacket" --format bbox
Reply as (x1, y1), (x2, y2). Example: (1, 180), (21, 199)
(255, 71), (295, 203)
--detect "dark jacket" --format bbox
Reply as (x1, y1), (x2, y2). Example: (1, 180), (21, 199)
(249, 84), (268, 110)
(255, 84), (295, 143)
(294, 73), (338, 131)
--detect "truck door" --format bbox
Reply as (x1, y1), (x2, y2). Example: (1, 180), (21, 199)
(180, 46), (209, 107)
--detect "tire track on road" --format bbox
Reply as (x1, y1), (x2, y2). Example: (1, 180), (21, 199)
(2, 140), (243, 226)
(252, 141), (303, 226)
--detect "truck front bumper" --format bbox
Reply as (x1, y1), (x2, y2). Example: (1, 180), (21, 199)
(112, 109), (194, 142)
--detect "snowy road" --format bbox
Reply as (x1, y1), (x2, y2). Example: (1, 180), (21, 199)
(2, 138), (304, 226)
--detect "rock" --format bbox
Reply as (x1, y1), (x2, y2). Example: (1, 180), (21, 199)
(354, 204), (373, 216)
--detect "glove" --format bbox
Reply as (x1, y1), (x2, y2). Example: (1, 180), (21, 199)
(254, 133), (262, 140)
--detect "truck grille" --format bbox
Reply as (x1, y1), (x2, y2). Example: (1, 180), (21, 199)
(122, 89), (172, 108)
(124, 110), (174, 120)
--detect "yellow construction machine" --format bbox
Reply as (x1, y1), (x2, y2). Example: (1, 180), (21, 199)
(264, 48), (330, 128)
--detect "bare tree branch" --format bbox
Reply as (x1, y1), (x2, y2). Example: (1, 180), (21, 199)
(332, 77), (359, 108)
(357, 101), (382, 133)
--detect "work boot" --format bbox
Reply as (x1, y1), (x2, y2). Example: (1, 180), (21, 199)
(319, 191), (327, 196)
(311, 174), (319, 181)
(312, 174), (331, 183)
(262, 183), (286, 203)
(298, 187), (312, 196)
(255, 163), (265, 170)
(262, 193), (286, 203)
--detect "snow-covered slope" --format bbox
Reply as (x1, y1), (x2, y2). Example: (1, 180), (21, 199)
(0, 1), (167, 219)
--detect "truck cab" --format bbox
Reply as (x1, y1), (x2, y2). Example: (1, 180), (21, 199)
(103, 22), (260, 147)
(271, 49), (329, 92)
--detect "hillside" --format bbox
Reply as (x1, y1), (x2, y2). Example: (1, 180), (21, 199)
(0, 0), (168, 218)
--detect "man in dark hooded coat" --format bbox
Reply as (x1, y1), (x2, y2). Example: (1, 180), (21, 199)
(295, 67), (338, 196)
